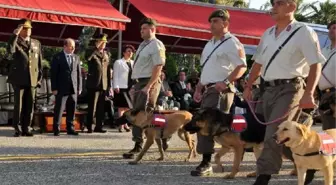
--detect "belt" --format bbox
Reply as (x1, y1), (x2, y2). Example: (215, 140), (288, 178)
(321, 87), (335, 94)
(205, 83), (216, 89)
(264, 77), (302, 87)
(133, 77), (150, 83)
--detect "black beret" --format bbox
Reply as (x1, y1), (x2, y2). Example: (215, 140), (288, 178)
(19, 18), (32, 28)
(208, 9), (230, 22)
(140, 17), (157, 27)
(95, 33), (108, 42)
(327, 20), (336, 29)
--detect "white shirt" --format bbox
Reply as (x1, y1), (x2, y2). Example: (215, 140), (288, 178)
(253, 20), (325, 81)
(179, 81), (186, 89)
(200, 32), (246, 85)
(318, 46), (336, 90)
(113, 58), (134, 89)
(63, 51), (73, 66)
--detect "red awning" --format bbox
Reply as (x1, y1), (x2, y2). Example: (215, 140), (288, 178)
(128, 0), (274, 45)
(0, 0), (130, 46)
(0, 0), (130, 30)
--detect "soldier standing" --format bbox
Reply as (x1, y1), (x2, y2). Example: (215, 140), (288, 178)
(191, 9), (247, 176)
(85, 34), (112, 133)
(7, 19), (43, 137)
(243, 0), (325, 184)
(122, 18), (167, 158)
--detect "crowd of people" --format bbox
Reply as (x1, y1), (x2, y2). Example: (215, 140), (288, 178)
(4, 0), (336, 184)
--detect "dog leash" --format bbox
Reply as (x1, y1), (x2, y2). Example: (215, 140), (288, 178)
(205, 83), (315, 125)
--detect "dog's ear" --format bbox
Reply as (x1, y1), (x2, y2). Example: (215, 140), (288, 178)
(296, 125), (308, 139)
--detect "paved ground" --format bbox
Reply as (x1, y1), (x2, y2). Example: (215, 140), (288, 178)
(0, 126), (330, 185)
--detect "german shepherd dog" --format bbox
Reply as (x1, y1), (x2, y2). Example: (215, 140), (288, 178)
(184, 108), (266, 179)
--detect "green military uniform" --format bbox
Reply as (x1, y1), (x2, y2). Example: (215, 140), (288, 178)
(85, 34), (111, 133)
(7, 19), (42, 136)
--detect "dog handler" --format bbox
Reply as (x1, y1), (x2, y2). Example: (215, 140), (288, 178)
(191, 9), (247, 176)
(243, 0), (325, 184)
(122, 18), (167, 158)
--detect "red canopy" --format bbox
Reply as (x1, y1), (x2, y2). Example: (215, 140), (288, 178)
(105, 0), (274, 54)
(0, 0), (130, 46)
(129, 0), (274, 45)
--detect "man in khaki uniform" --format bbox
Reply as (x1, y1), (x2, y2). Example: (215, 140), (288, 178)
(191, 9), (247, 176)
(122, 18), (166, 158)
(7, 19), (43, 137)
(243, 0), (325, 184)
(318, 20), (336, 131)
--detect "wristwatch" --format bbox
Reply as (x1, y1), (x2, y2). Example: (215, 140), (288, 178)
(224, 79), (231, 86)
(224, 79), (236, 93)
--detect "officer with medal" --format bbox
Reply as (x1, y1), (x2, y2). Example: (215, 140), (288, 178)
(7, 19), (43, 137)
(243, 0), (325, 184)
(122, 18), (167, 159)
(85, 34), (112, 133)
(191, 9), (247, 176)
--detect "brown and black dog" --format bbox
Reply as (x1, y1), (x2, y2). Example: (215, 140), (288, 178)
(117, 109), (196, 165)
(184, 108), (266, 179)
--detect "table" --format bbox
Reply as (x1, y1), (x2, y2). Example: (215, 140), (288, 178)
(33, 111), (86, 133)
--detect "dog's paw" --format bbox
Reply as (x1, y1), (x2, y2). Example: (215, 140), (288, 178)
(184, 158), (191, 162)
(246, 171), (257, 178)
(224, 173), (235, 179)
(156, 157), (164, 161)
(128, 161), (139, 165)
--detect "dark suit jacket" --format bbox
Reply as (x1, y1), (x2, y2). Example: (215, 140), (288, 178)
(85, 49), (111, 91)
(50, 51), (82, 95)
(172, 81), (191, 101)
(7, 34), (42, 87)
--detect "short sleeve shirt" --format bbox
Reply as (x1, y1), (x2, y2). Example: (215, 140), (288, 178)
(253, 20), (325, 81)
(318, 46), (336, 90)
(131, 38), (166, 79)
(200, 32), (246, 85)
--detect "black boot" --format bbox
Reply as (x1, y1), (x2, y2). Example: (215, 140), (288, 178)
(123, 142), (142, 159)
(253, 174), (271, 185)
(304, 170), (316, 185)
(191, 154), (213, 176)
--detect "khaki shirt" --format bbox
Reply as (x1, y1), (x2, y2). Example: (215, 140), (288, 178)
(131, 38), (166, 79)
(200, 32), (246, 85)
(253, 20), (325, 81)
(318, 46), (336, 90)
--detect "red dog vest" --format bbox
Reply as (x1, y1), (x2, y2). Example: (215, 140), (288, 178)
(231, 114), (247, 133)
(319, 132), (336, 156)
(151, 114), (167, 128)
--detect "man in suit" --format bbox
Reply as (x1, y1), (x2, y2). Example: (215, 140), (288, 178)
(85, 34), (112, 133)
(50, 38), (82, 136)
(7, 19), (43, 137)
(172, 70), (192, 110)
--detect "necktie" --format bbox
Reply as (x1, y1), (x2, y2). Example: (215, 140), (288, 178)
(67, 55), (72, 66)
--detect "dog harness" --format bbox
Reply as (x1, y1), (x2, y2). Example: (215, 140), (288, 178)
(231, 114), (248, 133)
(143, 114), (167, 138)
(295, 132), (336, 157)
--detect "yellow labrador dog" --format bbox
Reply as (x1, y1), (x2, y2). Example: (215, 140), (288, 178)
(274, 121), (336, 185)
(120, 109), (196, 165)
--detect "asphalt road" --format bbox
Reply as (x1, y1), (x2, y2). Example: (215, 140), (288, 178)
(0, 126), (329, 185)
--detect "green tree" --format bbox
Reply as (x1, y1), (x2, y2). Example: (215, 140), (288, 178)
(308, 0), (336, 25)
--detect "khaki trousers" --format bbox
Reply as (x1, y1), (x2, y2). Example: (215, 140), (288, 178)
(257, 81), (304, 175)
(197, 88), (234, 154)
(131, 79), (161, 143)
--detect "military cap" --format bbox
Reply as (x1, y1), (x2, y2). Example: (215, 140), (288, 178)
(327, 20), (336, 29)
(208, 9), (230, 22)
(95, 33), (108, 43)
(270, 0), (297, 6)
(139, 17), (157, 27)
(19, 18), (32, 28)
